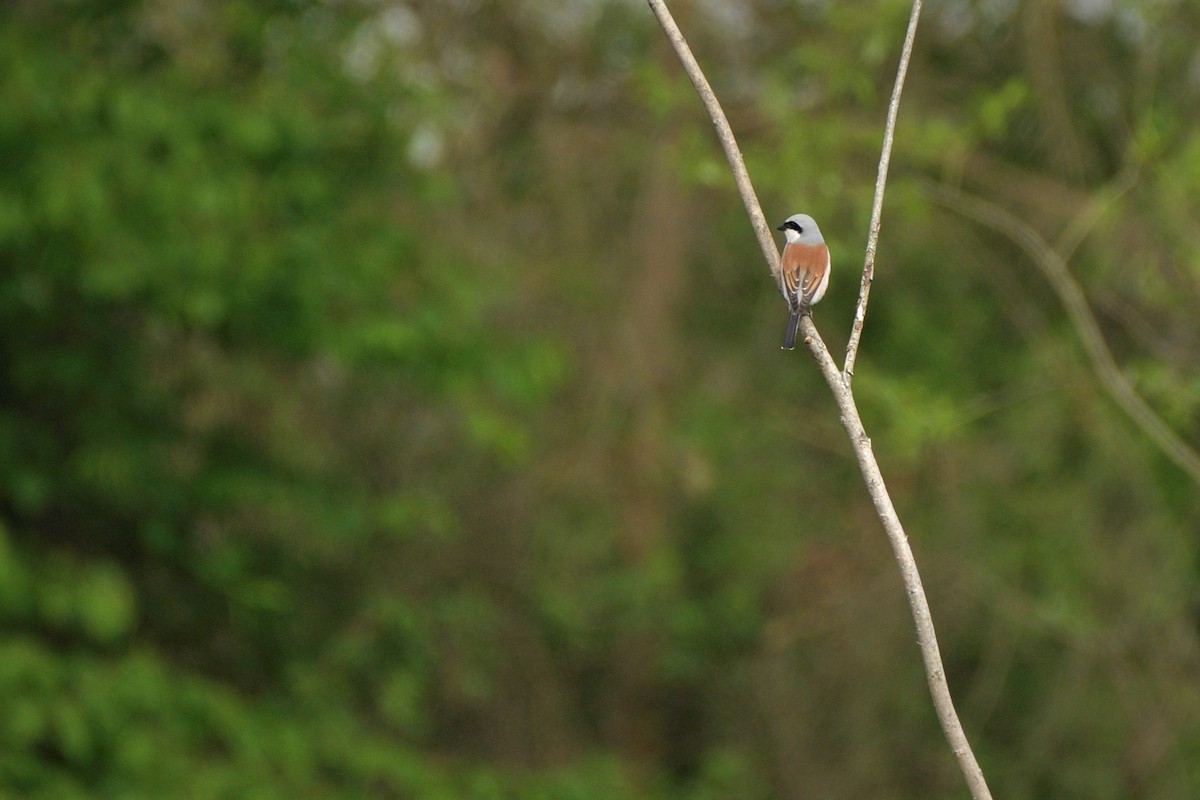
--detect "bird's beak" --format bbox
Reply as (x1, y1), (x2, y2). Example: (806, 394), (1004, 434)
(775, 223), (787, 232)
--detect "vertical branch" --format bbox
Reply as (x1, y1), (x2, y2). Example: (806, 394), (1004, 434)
(843, 0), (924, 382)
(645, 2), (993, 798)
(799, 313), (994, 800)
(644, 0), (779, 276)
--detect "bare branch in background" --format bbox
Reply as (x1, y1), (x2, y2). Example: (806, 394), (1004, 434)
(644, 2), (994, 798)
(927, 181), (1200, 488)
(843, 0), (924, 382)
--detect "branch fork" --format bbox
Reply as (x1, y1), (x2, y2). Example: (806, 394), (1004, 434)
(644, 2), (993, 798)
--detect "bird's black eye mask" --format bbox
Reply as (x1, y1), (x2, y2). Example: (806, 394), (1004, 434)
(777, 220), (804, 234)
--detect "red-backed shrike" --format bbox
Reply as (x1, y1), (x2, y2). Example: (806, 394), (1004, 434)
(775, 213), (830, 350)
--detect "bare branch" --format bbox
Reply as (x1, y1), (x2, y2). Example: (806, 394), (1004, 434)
(1054, 159), (1139, 264)
(843, 0), (924, 382)
(645, 0), (778, 275)
(645, 2), (993, 798)
(798, 315), (993, 800)
(927, 182), (1200, 488)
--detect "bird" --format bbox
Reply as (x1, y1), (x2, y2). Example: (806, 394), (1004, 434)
(774, 213), (830, 350)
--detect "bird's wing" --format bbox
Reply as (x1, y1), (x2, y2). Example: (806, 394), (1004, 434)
(780, 242), (830, 307)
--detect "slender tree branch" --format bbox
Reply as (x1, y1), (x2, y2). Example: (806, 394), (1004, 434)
(645, 2), (993, 798)
(645, 0), (778, 274)
(799, 314), (993, 799)
(1054, 158), (1139, 264)
(926, 182), (1200, 487)
(843, 0), (924, 382)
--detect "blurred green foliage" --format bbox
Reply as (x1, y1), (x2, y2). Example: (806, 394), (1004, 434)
(1, 1), (1199, 798)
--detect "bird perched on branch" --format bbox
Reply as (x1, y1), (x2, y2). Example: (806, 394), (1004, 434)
(775, 213), (830, 350)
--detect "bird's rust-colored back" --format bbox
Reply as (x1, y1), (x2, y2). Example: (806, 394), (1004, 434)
(780, 241), (830, 309)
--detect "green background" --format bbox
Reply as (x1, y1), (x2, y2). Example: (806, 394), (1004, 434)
(2, 1), (1199, 797)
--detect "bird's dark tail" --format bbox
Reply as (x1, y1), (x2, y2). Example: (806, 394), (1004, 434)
(781, 309), (801, 350)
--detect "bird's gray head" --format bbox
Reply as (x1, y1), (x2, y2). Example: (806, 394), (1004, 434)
(776, 213), (824, 245)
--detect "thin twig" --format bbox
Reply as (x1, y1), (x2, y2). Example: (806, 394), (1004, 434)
(926, 182), (1200, 488)
(1054, 159), (1139, 264)
(645, 2), (993, 798)
(843, 0), (924, 382)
